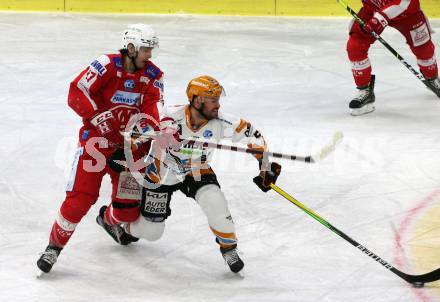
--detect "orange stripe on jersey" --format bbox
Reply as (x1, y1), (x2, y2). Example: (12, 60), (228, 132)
(235, 119), (248, 133)
(185, 106), (208, 132)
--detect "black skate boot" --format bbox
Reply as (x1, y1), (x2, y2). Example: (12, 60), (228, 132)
(349, 74), (376, 116)
(37, 245), (62, 273)
(220, 245), (244, 273)
(96, 206), (139, 246)
(424, 77), (440, 98)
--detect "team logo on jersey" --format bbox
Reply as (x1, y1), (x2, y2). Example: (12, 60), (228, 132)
(90, 60), (106, 76)
(124, 79), (135, 91)
(111, 106), (140, 130)
(111, 90), (140, 105)
(203, 130), (213, 139)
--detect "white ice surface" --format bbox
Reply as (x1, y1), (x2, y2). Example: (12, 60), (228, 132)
(1, 12), (440, 302)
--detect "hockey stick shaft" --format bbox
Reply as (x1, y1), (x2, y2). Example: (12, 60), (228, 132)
(136, 131), (342, 163)
(336, 0), (436, 92)
(270, 183), (440, 285)
(179, 139), (314, 162)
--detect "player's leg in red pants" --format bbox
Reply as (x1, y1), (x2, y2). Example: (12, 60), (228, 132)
(48, 132), (112, 248)
(391, 10), (438, 80)
(346, 7), (376, 88)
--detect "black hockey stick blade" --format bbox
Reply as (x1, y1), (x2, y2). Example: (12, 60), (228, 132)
(394, 267), (440, 285)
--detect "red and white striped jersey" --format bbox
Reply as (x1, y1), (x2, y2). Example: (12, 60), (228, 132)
(68, 53), (163, 132)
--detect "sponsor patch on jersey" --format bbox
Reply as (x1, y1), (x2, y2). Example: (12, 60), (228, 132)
(144, 192), (168, 214)
(111, 90), (140, 105)
(140, 76), (150, 84)
(124, 79), (135, 90)
(410, 23), (430, 47)
(90, 60), (107, 76)
(153, 79), (164, 92)
(144, 64), (160, 79)
(244, 124), (253, 137)
(117, 172), (141, 200)
(113, 57), (123, 69)
(203, 129), (213, 139)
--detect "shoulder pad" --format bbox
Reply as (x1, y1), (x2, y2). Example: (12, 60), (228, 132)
(144, 62), (162, 79)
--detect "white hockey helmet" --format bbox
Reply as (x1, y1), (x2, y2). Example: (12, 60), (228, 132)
(122, 24), (159, 51)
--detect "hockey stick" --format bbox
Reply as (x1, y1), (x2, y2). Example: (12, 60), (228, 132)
(135, 131), (343, 163)
(337, 0), (438, 95)
(270, 183), (440, 286)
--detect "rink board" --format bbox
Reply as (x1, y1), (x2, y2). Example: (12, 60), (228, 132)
(0, 0), (438, 17)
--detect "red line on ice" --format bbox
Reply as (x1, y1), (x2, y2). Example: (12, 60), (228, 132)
(393, 189), (440, 302)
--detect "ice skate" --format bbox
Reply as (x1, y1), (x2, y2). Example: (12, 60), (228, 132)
(96, 206), (139, 245)
(349, 75), (376, 116)
(220, 245), (244, 273)
(37, 245), (62, 273)
(424, 77), (440, 98)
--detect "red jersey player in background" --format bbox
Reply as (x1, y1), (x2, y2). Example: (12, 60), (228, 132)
(346, 0), (440, 116)
(37, 24), (164, 274)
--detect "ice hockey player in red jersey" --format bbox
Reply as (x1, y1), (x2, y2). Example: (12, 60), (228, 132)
(97, 75), (282, 274)
(37, 24), (164, 274)
(347, 0), (440, 115)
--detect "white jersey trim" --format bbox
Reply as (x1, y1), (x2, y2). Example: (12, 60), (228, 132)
(77, 79), (98, 111)
(382, 0), (411, 20)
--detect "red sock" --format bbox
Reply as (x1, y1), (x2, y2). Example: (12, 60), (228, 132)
(418, 58), (438, 79)
(351, 58), (372, 88)
(49, 221), (75, 248)
(104, 205), (122, 226)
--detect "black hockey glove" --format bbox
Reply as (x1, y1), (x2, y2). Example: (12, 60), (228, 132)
(253, 162), (281, 192)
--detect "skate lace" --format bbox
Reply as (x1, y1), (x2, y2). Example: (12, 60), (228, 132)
(40, 249), (59, 265)
(223, 249), (240, 266)
(354, 89), (370, 101)
(108, 224), (124, 241)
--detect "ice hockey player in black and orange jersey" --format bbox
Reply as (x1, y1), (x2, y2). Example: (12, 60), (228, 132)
(97, 75), (281, 273)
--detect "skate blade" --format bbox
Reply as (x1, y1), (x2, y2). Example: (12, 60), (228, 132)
(36, 269), (45, 278)
(350, 103), (375, 116)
